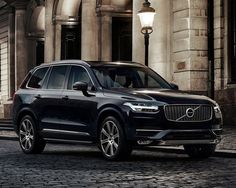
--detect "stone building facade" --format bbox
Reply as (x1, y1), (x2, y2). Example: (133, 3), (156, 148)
(0, 0), (235, 125)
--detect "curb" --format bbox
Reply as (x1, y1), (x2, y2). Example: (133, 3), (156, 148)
(1, 134), (236, 158)
(0, 135), (18, 141)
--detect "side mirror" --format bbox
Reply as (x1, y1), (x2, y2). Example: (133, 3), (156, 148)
(169, 83), (179, 90)
(72, 82), (88, 95)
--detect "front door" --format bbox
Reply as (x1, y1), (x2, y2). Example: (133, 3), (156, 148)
(61, 65), (97, 141)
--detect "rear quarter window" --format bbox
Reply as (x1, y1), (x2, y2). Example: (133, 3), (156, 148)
(27, 67), (49, 88)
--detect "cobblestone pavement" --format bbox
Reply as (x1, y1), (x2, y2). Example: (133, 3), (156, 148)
(217, 127), (236, 150)
(0, 140), (236, 188)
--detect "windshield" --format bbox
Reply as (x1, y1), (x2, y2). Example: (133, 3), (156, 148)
(92, 66), (171, 89)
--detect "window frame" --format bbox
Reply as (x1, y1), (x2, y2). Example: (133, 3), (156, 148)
(44, 65), (70, 90)
(65, 65), (95, 91)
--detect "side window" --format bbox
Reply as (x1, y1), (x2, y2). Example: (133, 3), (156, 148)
(67, 66), (92, 90)
(47, 66), (67, 89)
(27, 67), (49, 88)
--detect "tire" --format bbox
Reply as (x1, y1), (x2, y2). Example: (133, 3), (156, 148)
(99, 116), (132, 160)
(18, 115), (46, 154)
(184, 144), (216, 159)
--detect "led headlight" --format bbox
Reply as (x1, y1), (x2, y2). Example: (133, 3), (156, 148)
(123, 102), (159, 113)
(214, 103), (222, 119)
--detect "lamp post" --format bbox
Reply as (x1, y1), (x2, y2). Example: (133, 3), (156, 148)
(138, 0), (156, 67)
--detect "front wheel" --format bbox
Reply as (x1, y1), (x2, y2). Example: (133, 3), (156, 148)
(99, 116), (132, 160)
(19, 115), (46, 154)
(184, 144), (216, 159)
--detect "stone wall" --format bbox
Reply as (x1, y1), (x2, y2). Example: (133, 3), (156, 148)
(0, 7), (9, 103)
(172, 0), (208, 93)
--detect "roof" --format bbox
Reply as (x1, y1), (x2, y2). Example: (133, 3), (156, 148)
(37, 60), (145, 68)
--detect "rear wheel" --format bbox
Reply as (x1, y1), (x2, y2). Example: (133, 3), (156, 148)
(19, 115), (46, 154)
(99, 116), (132, 160)
(184, 144), (216, 159)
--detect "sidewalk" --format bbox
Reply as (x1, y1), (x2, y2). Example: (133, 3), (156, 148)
(0, 127), (236, 158)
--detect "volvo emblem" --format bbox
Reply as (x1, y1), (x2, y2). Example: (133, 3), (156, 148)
(186, 108), (194, 118)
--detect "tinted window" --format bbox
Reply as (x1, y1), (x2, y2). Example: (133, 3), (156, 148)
(47, 66), (67, 89)
(67, 66), (91, 90)
(92, 66), (171, 89)
(27, 67), (49, 88)
(20, 72), (32, 89)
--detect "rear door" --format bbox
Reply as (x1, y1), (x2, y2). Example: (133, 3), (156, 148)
(37, 65), (70, 138)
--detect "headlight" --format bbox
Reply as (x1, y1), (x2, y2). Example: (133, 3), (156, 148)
(123, 102), (159, 113)
(214, 103), (222, 119)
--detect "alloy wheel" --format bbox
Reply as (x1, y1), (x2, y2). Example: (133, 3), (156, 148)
(19, 118), (34, 151)
(100, 120), (120, 157)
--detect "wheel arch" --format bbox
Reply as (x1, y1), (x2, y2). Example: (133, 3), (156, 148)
(15, 108), (39, 133)
(96, 106), (127, 138)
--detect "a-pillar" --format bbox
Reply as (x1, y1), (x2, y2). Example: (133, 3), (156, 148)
(14, 1), (31, 89)
(133, 0), (171, 80)
(81, 0), (99, 61)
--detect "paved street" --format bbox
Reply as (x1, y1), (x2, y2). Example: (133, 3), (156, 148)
(0, 140), (235, 188)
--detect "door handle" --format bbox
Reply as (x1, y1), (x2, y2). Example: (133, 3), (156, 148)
(34, 94), (41, 99)
(62, 96), (69, 100)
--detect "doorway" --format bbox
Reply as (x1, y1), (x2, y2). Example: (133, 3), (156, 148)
(36, 41), (44, 66)
(229, 0), (236, 82)
(112, 17), (132, 61)
(61, 25), (81, 60)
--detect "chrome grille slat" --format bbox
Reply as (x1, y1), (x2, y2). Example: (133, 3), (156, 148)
(164, 105), (212, 122)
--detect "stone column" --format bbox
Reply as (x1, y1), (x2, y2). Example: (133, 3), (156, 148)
(44, 0), (55, 63)
(101, 15), (112, 61)
(81, 0), (99, 61)
(214, 0), (224, 90)
(172, 0), (208, 93)
(8, 7), (15, 98)
(133, 0), (171, 80)
(55, 23), (61, 61)
(14, 1), (29, 89)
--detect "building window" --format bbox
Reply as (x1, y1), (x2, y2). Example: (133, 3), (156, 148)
(229, 0), (236, 82)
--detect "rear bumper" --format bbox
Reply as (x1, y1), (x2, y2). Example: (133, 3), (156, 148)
(136, 128), (222, 146)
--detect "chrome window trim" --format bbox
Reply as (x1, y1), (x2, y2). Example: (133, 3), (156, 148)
(42, 128), (90, 136)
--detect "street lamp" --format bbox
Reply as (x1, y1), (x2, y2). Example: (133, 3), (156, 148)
(138, 0), (156, 66)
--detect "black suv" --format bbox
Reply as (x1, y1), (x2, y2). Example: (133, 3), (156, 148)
(12, 60), (222, 160)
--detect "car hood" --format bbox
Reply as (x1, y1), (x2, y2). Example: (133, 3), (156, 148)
(103, 88), (215, 105)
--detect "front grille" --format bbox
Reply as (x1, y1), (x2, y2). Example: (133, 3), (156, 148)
(164, 105), (212, 122)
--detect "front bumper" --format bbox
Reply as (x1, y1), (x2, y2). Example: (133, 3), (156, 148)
(136, 128), (222, 146)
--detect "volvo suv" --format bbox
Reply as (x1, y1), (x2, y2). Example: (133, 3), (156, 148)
(12, 60), (223, 160)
